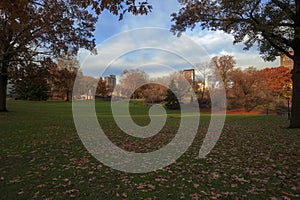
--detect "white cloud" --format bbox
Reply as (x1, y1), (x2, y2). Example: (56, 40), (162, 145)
(79, 28), (211, 77)
(79, 0), (280, 78)
(187, 30), (279, 69)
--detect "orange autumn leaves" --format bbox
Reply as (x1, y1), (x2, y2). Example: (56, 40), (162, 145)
(261, 66), (292, 98)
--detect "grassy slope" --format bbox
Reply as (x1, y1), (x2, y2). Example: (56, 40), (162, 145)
(0, 100), (299, 199)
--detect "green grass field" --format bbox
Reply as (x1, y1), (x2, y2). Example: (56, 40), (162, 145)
(0, 100), (299, 199)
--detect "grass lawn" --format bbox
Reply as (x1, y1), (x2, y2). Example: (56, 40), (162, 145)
(0, 100), (299, 199)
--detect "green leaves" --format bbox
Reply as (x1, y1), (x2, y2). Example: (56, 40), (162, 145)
(165, 80), (180, 110)
(10, 60), (51, 100)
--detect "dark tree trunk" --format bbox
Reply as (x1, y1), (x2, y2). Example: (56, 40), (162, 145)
(0, 60), (8, 112)
(290, 1), (300, 128)
(66, 90), (70, 101)
(290, 48), (300, 128)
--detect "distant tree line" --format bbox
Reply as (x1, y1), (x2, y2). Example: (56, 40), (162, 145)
(115, 55), (292, 113)
(8, 53), (292, 115)
(9, 55), (79, 101)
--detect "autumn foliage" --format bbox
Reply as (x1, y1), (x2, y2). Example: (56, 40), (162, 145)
(261, 66), (292, 97)
(226, 66), (292, 113)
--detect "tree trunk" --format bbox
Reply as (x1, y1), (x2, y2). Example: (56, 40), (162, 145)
(66, 90), (70, 101)
(0, 60), (8, 112)
(290, 1), (300, 128)
(290, 48), (300, 128)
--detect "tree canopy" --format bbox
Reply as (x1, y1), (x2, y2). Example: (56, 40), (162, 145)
(0, 0), (152, 58)
(210, 55), (236, 93)
(261, 66), (292, 97)
(119, 69), (149, 99)
(171, 0), (297, 61)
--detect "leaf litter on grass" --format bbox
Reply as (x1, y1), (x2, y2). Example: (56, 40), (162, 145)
(0, 101), (300, 199)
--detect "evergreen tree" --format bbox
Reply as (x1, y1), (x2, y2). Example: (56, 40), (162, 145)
(10, 61), (50, 101)
(165, 80), (180, 110)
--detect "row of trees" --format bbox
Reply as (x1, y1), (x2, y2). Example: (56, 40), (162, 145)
(115, 69), (192, 104)
(8, 53), (292, 115)
(9, 56), (79, 101)
(9, 54), (121, 101)
(228, 66), (292, 113)
(207, 55), (292, 113)
(113, 55), (292, 113)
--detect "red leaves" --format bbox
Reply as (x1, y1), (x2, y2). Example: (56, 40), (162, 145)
(261, 66), (292, 97)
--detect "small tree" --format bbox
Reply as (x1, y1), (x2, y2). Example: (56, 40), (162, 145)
(210, 55), (236, 94)
(119, 69), (148, 99)
(168, 72), (190, 102)
(194, 62), (212, 101)
(165, 80), (180, 110)
(49, 55), (78, 101)
(96, 77), (109, 97)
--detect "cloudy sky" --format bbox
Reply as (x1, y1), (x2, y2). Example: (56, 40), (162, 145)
(78, 0), (280, 78)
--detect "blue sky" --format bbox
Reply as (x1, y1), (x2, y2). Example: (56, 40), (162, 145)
(78, 0), (279, 78)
